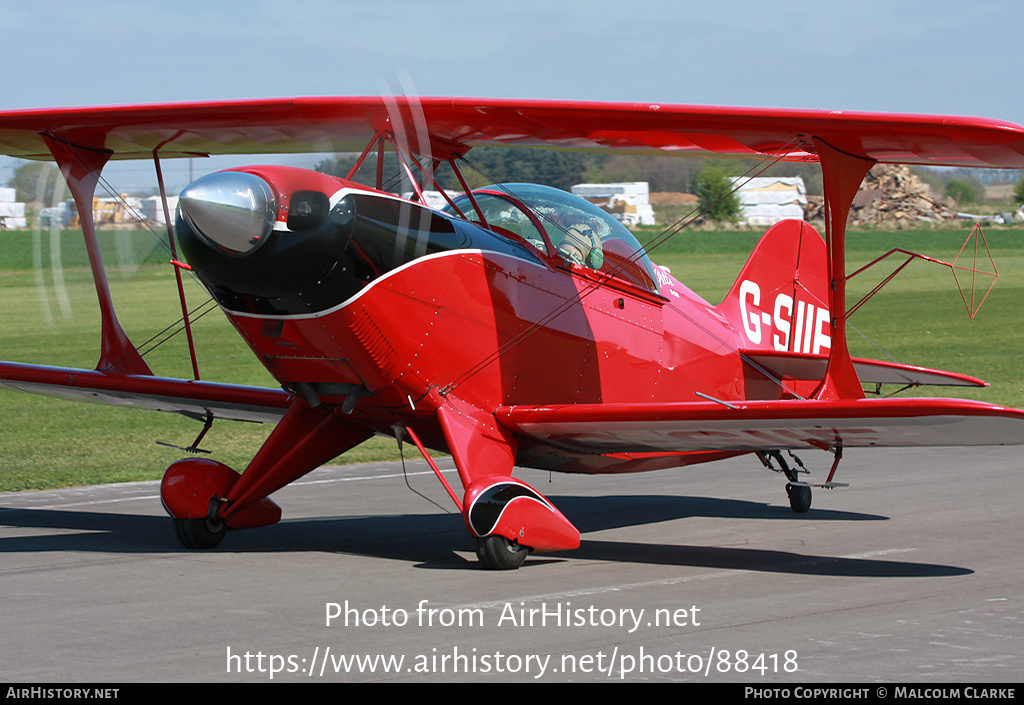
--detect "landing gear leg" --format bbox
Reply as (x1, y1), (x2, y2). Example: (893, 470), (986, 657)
(758, 450), (812, 513)
(434, 398), (579, 570)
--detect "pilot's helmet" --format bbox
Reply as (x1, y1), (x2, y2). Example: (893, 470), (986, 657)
(560, 224), (604, 269)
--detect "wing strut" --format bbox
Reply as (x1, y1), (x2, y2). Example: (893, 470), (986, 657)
(154, 150), (201, 380)
(812, 139), (875, 400)
(42, 134), (152, 376)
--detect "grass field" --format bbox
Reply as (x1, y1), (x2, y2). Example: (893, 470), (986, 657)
(1, 223), (1021, 491)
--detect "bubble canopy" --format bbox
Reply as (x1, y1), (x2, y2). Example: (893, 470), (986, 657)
(448, 183), (660, 293)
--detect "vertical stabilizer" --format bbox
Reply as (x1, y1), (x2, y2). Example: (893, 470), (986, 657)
(718, 219), (831, 355)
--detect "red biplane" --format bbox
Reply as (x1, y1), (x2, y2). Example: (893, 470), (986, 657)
(1, 97), (1023, 569)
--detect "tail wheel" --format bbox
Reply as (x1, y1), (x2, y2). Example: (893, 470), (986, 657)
(476, 535), (530, 570)
(173, 516), (226, 549)
(786, 483), (812, 513)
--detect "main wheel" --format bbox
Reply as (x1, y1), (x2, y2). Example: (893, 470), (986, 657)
(476, 535), (530, 570)
(786, 483), (812, 513)
(173, 516), (226, 549)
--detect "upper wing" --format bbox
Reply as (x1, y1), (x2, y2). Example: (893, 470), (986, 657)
(497, 397), (1024, 455)
(0, 97), (1022, 167)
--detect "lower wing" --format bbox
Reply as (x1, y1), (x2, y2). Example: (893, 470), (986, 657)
(497, 397), (1024, 455)
(0, 362), (289, 423)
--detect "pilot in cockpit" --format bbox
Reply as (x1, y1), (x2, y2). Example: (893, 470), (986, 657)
(557, 223), (605, 269)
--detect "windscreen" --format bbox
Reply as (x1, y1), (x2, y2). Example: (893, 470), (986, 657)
(453, 183), (659, 293)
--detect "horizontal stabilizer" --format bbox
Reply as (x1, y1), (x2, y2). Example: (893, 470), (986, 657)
(0, 362), (289, 423)
(497, 397), (1024, 454)
(745, 352), (988, 388)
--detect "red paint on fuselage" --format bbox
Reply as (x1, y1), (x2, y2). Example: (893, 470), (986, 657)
(195, 167), (806, 475)
(225, 246), (746, 438)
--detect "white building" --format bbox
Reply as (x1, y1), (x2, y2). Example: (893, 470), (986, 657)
(140, 195), (179, 224)
(401, 190), (461, 211)
(571, 182), (656, 227)
(730, 176), (807, 225)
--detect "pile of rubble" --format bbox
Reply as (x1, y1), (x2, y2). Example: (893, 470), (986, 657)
(804, 165), (957, 227)
(649, 192), (699, 206)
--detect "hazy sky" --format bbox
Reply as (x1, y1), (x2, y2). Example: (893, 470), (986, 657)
(1, 0), (1020, 189)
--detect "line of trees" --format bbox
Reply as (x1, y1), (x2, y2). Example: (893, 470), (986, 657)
(315, 146), (823, 196)
(6, 161), (64, 204)
(315, 146), (831, 222)
(315, 147), (596, 193)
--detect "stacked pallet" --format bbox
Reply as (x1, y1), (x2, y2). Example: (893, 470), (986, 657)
(0, 187), (26, 228)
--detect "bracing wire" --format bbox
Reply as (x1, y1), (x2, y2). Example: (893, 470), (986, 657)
(107, 299), (219, 374)
(398, 440), (452, 514)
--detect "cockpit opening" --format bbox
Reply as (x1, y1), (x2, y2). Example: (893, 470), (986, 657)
(446, 183), (660, 293)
